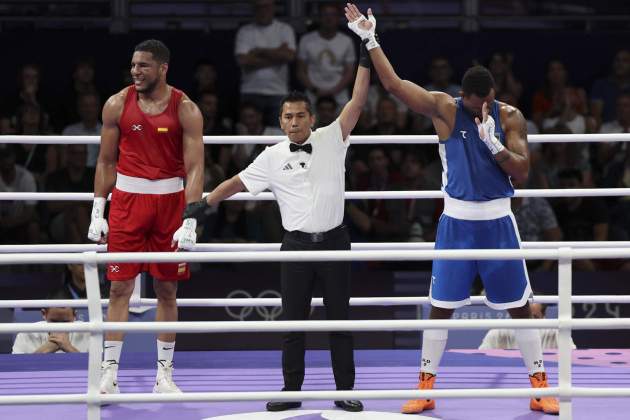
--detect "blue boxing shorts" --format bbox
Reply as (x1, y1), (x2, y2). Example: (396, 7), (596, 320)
(430, 195), (532, 310)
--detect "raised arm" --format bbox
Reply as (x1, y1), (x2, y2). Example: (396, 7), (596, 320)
(178, 96), (204, 205)
(338, 41), (370, 140)
(344, 3), (452, 120)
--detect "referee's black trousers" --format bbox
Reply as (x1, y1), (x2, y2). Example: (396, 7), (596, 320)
(280, 225), (355, 391)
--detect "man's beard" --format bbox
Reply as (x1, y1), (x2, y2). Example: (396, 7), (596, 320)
(137, 78), (158, 94)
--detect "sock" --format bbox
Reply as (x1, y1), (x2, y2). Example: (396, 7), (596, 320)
(103, 340), (123, 365)
(515, 329), (545, 375)
(157, 339), (175, 366)
(420, 329), (448, 376)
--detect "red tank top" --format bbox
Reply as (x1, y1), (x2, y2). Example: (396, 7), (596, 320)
(117, 85), (186, 179)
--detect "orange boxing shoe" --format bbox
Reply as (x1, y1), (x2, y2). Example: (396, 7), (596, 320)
(401, 372), (436, 414)
(529, 372), (559, 415)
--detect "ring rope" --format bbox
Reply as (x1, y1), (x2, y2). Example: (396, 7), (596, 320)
(3, 187), (630, 201)
(2, 132), (630, 144)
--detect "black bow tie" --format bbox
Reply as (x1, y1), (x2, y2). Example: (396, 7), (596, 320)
(289, 143), (312, 154)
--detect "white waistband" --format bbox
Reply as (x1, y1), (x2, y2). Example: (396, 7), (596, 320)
(115, 173), (183, 194)
(443, 194), (511, 220)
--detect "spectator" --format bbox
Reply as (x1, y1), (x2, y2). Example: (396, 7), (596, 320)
(0, 114), (16, 135)
(62, 263), (87, 300)
(369, 96), (408, 136)
(479, 303), (576, 350)
(12, 102), (58, 187)
(400, 151), (439, 243)
(5, 64), (52, 124)
(61, 92), (102, 168)
(591, 49), (630, 128)
(58, 58), (102, 130)
(193, 60), (236, 122)
(297, 2), (356, 108)
(488, 52), (523, 102)
(45, 144), (95, 243)
(235, 0), (296, 125)
(315, 96), (338, 128)
(532, 59), (589, 130)
(511, 179), (562, 271)
(425, 56), (461, 98)
(537, 125), (593, 188)
(225, 102), (282, 175)
(411, 57), (458, 138)
(600, 146), (630, 247)
(595, 93), (630, 185)
(198, 91), (232, 136)
(193, 60), (218, 97)
(365, 88), (409, 132)
(367, 97), (409, 171)
(554, 169), (608, 271)
(541, 87), (593, 136)
(202, 200), (256, 243)
(0, 145), (39, 244)
(12, 293), (90, 354)
(347, 147), (407, 242)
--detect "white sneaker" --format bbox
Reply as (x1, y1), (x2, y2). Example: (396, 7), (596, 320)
(153, 360), (182, 394)
(100, 361), (120, 394)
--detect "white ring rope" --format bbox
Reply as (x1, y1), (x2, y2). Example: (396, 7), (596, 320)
(1, 248), (629, 265)
(4, 295), (630, 310)
(2, 133), (630, 144)
(1, 240), (629, 253)
(3, 188), (630, 201)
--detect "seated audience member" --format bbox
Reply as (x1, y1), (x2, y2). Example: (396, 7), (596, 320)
(554, 169), (608, 271)
(12, 102), (58, 187)
(400, 151), (439, 242)
(537, 125), (593, 188)
(62, 263), (87, 300)
(12, 293), (90, 354)
(0, 144), (40, 245)
(594, 93), (630, 186)
(45, 144), (94, 243)
(61, 92), (102, 168)
(511, 179), (562, 271)
(479, 303), (576, 350)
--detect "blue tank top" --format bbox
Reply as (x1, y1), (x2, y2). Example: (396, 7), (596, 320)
(439, 98), (514, 201)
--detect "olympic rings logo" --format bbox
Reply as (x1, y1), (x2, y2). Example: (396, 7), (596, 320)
(225, 289), (283, 321)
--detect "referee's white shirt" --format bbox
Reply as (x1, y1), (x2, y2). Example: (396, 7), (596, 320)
(239, 119), (349, 233)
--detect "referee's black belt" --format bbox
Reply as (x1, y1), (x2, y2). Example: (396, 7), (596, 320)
(287, 224), (346, 243)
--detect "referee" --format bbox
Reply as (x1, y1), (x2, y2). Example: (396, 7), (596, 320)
(186, 37), (373, 413)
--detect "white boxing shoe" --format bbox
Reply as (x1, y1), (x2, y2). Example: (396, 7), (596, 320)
(100, 361), (120, 394)
(153, 360), (182, 394)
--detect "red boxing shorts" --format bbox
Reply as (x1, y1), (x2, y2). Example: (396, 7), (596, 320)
(106, 182), (190, 281)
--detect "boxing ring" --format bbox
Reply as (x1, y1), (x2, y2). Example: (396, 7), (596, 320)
(1, 133), (630, 420)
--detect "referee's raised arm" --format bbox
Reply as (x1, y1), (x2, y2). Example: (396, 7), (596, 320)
(338, 39), (371, 140)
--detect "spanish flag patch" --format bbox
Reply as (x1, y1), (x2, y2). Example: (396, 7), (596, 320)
(177, 263), (186, 274)
(157, 127), (168, 133)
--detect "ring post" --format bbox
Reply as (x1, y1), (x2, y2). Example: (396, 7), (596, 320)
(84, 251), (103, 420)
(557, 247), (573, 420)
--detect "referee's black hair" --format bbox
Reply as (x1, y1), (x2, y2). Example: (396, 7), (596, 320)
(278, 91), (313, 116)
(461, 65), (495, 98)
(134, 39), (170, 64)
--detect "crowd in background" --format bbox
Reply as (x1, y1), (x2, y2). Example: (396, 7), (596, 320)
(1, 1), (629, 274)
